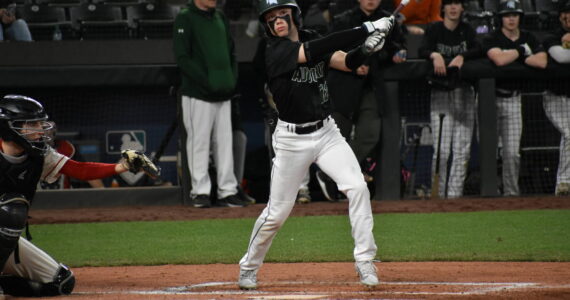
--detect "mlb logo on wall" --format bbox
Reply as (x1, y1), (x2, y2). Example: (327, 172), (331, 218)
(106, 130), (146, 154)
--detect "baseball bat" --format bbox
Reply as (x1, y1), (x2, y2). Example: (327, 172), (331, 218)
(405, 132), (421, 198)
(392, 0), (410, 17)
(431, 113), (445, 199)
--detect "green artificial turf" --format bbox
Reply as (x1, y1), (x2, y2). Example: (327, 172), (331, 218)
(29, 209), (570, 267)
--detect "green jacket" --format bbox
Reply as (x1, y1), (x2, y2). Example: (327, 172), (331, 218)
(173, 1), (237, 101)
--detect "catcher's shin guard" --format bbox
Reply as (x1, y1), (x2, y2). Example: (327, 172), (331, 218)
(0, 264), (75, 297)
(0, 193), (29, 270)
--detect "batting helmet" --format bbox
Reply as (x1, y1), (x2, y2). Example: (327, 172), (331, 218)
(0, 95), (52, 156)
(258, 0), (302, 35)
(498, 0), (524, 16)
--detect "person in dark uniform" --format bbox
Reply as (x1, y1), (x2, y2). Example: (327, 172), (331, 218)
(418, 0), (482, 198)
(317, 0), (407, 201)
(238, 0), (394, 290)
(482, 0), (547, 196)
(0, 95), (157, 297)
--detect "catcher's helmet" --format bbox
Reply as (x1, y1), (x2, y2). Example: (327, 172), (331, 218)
(258, 0), (302, 35)
(498, 0), (524, 16)
(0, 95), (52, 156)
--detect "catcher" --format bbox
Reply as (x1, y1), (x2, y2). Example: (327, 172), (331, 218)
(0, 94), (159, 297)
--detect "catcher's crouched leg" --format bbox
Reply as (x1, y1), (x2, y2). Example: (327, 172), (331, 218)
(0, 264), (75, 297)
(0, 193), (29, 270)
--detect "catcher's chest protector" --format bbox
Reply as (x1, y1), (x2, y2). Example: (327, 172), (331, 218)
(0, 154), (43, 201)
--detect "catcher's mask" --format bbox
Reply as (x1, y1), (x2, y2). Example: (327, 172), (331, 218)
(0, 94), (53, 157)
(258, 0), (302, 36)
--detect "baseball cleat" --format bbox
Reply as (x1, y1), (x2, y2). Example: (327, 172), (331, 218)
(296, 188), (311, 204)
(238, 269), (258, 290)
(555, 182), (569, 196)
(355, 261), (379, 287)
(192, 194), (211, 208)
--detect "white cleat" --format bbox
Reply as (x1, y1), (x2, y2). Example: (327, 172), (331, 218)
(355, 261), (379, 287)
(238, 269), (258, 290)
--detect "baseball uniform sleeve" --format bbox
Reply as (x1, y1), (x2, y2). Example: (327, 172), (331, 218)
(41, 147), (69, 184)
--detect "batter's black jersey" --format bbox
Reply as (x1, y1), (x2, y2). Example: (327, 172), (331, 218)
(0, 152), (43, 201)
(418, 21), (482, 60)
(265, 30), (333, 124)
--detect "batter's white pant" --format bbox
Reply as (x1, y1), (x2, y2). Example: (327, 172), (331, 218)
(181, 96), (238, 198)
(430, 84), (476, 198)
(543, 92), (570, 187)
(239, 117), (377, 270)
(497, 94), (522, 196)
(3, 238), (61, 284)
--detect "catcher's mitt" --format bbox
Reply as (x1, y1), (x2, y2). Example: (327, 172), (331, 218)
(121, 149), (161, 179)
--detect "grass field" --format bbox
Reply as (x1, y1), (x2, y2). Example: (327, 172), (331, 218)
(30, 209), (570, 267)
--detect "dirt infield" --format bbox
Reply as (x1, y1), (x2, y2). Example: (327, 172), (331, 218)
(23, 196), (570, 299)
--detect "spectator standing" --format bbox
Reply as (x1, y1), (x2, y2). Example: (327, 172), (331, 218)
(0, 0), (32, 41)
(173, 0), (247, 208)
(319, 0), (406, 201)
(418, 0), (481, 198)
(483, 0), (547, 196)
(542, 0), (570, 196)
(394, 0), (443, 34)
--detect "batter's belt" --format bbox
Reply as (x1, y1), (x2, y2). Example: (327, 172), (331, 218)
(284, 116), (331, 135)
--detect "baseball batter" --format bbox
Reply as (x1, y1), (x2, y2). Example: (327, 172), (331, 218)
(0, 95), (158, 297)
(483, 0), (547, 196)
(542, 0), (570, 196)
(238, 0), (394, 290)
(418, 0), (481, 198)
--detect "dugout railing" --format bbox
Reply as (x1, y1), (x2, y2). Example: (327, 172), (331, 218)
(1, 40), (568, 206)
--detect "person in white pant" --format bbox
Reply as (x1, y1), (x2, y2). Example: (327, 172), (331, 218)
(238, 0), (394, 290)
(173, 0), (246, 208)
(542, 0), (570, 196)
(418, 0), (481, 198)
(483, 0), (547, 196)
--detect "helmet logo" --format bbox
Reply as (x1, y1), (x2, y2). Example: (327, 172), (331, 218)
(507, 1), (516, 9)
(266, 0), (278, 4)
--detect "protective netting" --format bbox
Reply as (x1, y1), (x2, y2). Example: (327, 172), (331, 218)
(399, 78), (569, 198)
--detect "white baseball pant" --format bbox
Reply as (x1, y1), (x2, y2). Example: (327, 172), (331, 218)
(497, 94), (522, 196)
(543, 92), (570, 188)
(239, 117), (377, 270)
(181, 96), (238, 198)
(430, 84), (476, 198)
(3, 238), (61, 284)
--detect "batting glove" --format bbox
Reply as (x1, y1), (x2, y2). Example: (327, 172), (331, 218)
(363, 32), (386, 55)
(363, 16), (394, 34)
